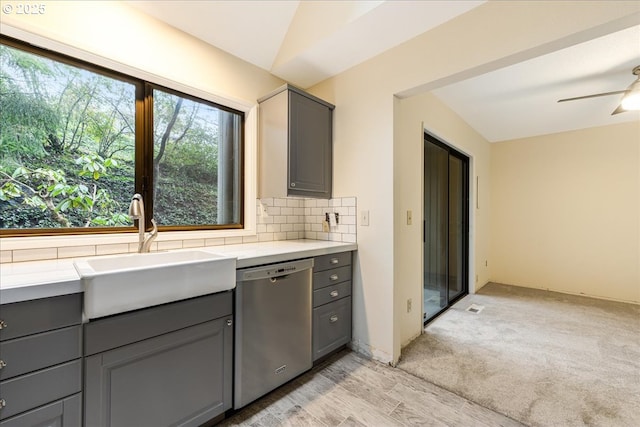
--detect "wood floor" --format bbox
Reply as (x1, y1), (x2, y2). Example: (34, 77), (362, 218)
(219, 350), (523, 427)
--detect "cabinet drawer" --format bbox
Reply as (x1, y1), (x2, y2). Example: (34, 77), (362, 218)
(0, 294), (82, 342)
(313, 281), (351, 308)
(313, 265), (351, 290)
(0, 359), (81, 420)
(314, 252), (351, 272)
(313, 296), (351, 361)
(85, 291), (232, 356)
(0, 393), (81, 427)
(0, 325), (81, 381)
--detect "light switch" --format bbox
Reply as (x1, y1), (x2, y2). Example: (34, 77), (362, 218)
(407, 210), (412, 225)
(360, 210), (369, 226)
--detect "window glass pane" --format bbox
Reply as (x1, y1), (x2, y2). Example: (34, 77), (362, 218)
(0, 43), (135, 231)
(152, 88), (242, 227)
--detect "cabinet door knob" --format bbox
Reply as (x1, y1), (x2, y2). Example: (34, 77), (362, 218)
(0, 399), (6, 410)
(291, 182), (296, 187)
(0, 320), (6, 330)
(330, 290), (339, 298)
(0, 360), (6, 370)
(226, 319), (233, 327)
(330, 274), (339, 281)
(330, 314), (339, 323)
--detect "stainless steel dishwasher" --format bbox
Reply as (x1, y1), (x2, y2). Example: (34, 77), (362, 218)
(234, 258), (313, 409)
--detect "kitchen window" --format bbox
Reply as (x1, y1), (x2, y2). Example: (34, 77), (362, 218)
(0, 36), (243, 236)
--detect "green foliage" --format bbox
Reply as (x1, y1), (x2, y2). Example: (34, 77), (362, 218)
(1, 42), (232, 232)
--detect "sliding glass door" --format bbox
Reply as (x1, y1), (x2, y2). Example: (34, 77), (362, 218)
(424, 133), (469, 323)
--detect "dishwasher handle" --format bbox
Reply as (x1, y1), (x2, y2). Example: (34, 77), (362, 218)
(236, 258), (314, 282)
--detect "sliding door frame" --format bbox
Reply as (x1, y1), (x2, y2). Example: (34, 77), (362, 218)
(423, 131), (470, 325)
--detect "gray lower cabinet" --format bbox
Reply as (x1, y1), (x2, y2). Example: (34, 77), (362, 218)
(0, 294), (82, 426)
(83, 292), (233, 427)
(312, 252), (353, 361)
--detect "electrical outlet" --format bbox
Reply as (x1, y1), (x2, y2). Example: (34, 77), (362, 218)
(407, 298), (412, 313)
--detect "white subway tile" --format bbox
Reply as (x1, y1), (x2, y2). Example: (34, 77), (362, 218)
(57, 245), (96, 259)
(281, 224), (294, 232)
(349, 225), (357, 234)
(242, 235), (259, 243)
(183, 239), (205, 248)
(267, 206), (281, 216)
(274, 198), (287, 207)
(13, 248), (57, 262)
(311, 223), (323, 232)
(224, 236), (243, 245)
(260, 198), (274, 206)
(256, 224), (267, 233)
(261, 215), (274, 224)
(274, 232), (288, 241)
(1, 251), (13, 263)
(305, 231), (317, 240)
(342, 215), (356, 225)
(348, 207), (357, 216)
(316, 199), (329, 208)
(286, 215), (300, 224)
(266, 224), (281, 233)
(273, 216), (287, 224)
(328, 233), (342, 242)
(280, 207), (293, 215)
(330, 199), (342, 207)
(343, 234), (357, 243)
(96, 243), (130, 255)
(304, 208), (311, 216)
(294, 207), (305, 216)
(204, 238), (225, 247)
(311, 207), (323, 216)
(294, 224), (305, 232)
(304, 199), (317, 208)
(316, 232), (329, 241)
(342, 197), (356, 207)
(286, 199), (300, 208)
(286, 231), (300, 240)
(258, 233), (274, 242)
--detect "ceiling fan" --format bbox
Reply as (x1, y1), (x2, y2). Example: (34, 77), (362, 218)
(557, 65), (640, 115)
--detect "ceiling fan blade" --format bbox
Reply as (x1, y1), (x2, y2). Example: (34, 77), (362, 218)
(557, 90), (626, 103)
(611, 104), (626, 115)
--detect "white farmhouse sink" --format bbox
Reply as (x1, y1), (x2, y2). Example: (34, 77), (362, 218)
(74, 250), (236, 319)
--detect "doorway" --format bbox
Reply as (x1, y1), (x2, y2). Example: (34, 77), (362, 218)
(423, 132), (469, 324)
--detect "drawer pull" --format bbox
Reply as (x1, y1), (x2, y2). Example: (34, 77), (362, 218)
(0, 320), (6, 330)
(330, 274), (339, 281)
(0, 398), (5, 410)
(0, 360), (5, 370)
(330, 258), (339, 265)
(330, 315), (339, 323)
(330, 290), (339, 298)
(226, 319), (233, 327)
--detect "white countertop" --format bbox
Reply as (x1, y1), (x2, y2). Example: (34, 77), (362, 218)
(0, 239), (357, 304)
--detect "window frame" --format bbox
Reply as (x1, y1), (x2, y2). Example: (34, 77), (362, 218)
(0, 35), (245, 237)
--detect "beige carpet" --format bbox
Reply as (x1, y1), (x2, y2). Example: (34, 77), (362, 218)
(397, 283), (640, 427)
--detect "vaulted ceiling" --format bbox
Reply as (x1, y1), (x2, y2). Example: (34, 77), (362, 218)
(127, 1), (640, 142)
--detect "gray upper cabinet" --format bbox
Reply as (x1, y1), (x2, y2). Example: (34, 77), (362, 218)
(259, 85), (334, 199)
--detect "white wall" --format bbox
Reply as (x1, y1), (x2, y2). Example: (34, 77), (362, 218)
(0, 0), (285, 254)
(311, 1), (640, 363)
(394, 93), (492, 348)
(491, 122), (640, 303)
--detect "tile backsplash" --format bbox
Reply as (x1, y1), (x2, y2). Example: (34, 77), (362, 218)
(0, 197), (357, 264)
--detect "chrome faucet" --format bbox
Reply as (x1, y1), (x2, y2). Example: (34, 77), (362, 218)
(128, 193), (158, 253)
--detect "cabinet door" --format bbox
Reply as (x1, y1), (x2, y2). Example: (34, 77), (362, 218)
(288, 90), (332, 198)
(0, 393), (81, 427)
(84, 318), (232, 427)
(313, 296), (352, 361)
